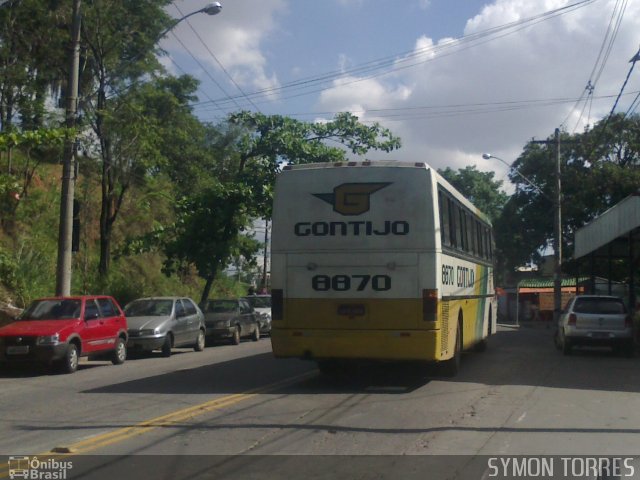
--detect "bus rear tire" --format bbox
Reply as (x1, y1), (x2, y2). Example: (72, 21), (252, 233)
(474, 339), (487, 353)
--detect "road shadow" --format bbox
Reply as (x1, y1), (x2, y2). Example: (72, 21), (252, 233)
(82, 326), (640, 396)
(439, 326), (640, 393)
(82, 350), (431, 396)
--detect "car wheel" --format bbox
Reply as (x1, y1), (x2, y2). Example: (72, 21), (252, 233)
(440, 323), (461, 377)
(562, 334), (572, 356)
(161, 334), (173, 357)
(230, 326), (240, 346)
(554, 330), (562, 350)
(111, 337), (127, 365)
(252, 324), (260, 342)
(615, 340), (635, 358)
(60, 343), (79, 374)
(194, 329), (205, 352)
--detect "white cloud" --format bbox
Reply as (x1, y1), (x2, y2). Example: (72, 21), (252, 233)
(315, 0), (640, 173)
(161, 0), (286, 96)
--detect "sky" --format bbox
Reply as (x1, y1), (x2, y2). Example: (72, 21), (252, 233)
(161, 0), (640, 188)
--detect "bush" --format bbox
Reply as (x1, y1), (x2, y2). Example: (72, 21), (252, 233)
(0, 246), (19, 292)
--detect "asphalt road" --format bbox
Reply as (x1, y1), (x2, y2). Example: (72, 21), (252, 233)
(2, 325), (640, 479)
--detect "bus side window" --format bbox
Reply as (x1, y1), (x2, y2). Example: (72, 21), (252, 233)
(458, 208), (467, 252)
(489, 229), (494, 260)
(449, 199), (458, 249)
(439, 192), (450, 247)
(469, 216), (477, 257)
(476, 221), (483, 259)
(455, 203), (464, 251)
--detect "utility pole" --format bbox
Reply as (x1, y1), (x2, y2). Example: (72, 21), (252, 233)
(531, 128), (563, 323)
(55, 0), (81, 296)
(261, 220), (269, 292)
(553, 127), (562, 324)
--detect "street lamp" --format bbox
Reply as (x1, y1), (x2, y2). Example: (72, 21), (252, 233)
(158, 2), (223, 38)
(55, 1), (223, 296)
(482, 148), (562, 325)
(482, 153), (550, 200)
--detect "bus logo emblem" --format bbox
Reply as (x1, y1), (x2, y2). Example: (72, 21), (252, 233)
(313, 183), (391, 216)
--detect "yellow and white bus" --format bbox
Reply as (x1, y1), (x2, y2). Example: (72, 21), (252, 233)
(270, 160), (496, 376)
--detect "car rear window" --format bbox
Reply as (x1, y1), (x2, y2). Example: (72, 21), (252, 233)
(573, 298), (626, 314)
(125, 299), (173, 317)
(245, 296), (271, 308)
(206, 300), (237, 313)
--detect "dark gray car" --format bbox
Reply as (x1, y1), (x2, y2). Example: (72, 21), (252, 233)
(125, 297), (206, 357)
(243, 295), (272, 335)
(201, 298), (260, 345)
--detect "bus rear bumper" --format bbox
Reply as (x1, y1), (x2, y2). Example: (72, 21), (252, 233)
(270, 328), (440, 362)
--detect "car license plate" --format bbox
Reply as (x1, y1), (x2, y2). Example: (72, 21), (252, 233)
(591, 332), (609, 338)
(6, 346), (29, 355)
(337, 304), (366, 317)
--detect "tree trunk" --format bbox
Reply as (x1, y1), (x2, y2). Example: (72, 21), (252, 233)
(98, 176), (111, 277)
(200, 274), (216, 305)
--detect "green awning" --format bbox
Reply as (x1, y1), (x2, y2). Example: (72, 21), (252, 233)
(517, 277), (589, 289)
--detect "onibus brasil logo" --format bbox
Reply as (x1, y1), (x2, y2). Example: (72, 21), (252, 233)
(8, 456), (73, 480)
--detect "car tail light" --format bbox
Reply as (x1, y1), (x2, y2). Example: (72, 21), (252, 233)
(568, 313), (577, 325)
(422, 289), (438, 322)
(272, 289), (283, 321)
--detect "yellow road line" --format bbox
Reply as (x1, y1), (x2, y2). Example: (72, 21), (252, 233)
(0, 370), (315, 477)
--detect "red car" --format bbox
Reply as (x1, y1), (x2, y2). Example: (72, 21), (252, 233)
(0, 296), (128, 373)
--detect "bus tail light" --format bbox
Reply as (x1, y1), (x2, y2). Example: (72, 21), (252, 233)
(422, 289), (438, 322)
(272, 289), (283, 321)
(568, 313), (577, 325)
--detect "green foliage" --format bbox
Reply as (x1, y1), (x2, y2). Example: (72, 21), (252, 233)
(0, 0), (67, 132)
(160, 112), (402, 303)
(0, 173), (20, 220)
(0, 127), (70, 150)
(0, 246), (19, 293)
(162, 182), (257, 280)
(438, 165), (508, 222)
(496, 113), (640, 275)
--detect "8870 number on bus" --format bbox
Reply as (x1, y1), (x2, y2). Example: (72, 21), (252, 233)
(311, 274), (391, 292)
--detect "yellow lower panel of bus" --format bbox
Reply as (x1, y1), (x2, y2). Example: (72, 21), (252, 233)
(281, 297), (423, 330)
(271, 328), (441, 362)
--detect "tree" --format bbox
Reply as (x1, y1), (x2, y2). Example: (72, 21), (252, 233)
(78, 0), (178, 277)
(495, 113), (640, 275)
(0, 1), (67, 170)
(164, 112), (401, 303)
(438, 165), (508, 222)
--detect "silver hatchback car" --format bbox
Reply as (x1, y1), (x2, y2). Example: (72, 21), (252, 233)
(124, 297), (206, 357)
(555, 295), (633, 356)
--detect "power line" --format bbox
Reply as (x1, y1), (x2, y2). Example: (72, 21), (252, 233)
(169, 30), (244, 111)
(172, 3), (262, 113)
(563, 0), (627, 132)
(604, 47), (640, 120)
(191, 0), (599, 111)
(195, 91), (640, 124)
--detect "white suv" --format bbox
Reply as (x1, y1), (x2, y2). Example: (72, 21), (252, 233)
(555, 295), (633, 356)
